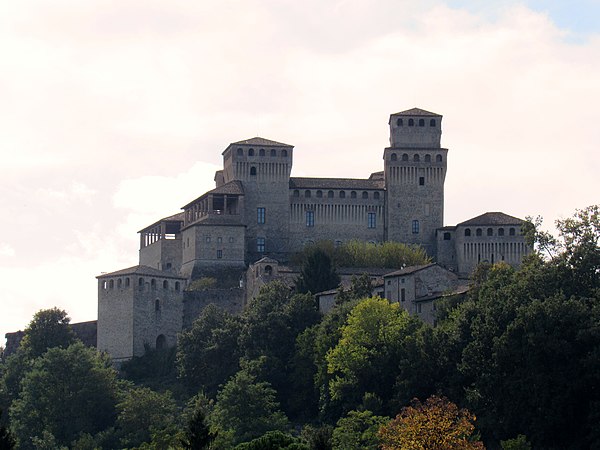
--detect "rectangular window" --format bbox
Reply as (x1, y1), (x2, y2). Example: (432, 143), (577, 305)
(257, 207), (266, 224)
(257, 237), (265, 253)
(419, 176), (425, 186)
(401, 288), (405, 302)
(417, 303), (422, 313)
(217, 237), (222, 244)
(217, 250), (223, 259)
(387, 291), (392, 300)
(306, 211), (314, 227)
(205, 236), (211, 243)
(368, 212), (376, 228)
(412, 220), (420, 234)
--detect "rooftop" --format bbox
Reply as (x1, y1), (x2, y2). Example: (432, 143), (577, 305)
(391, 107), (441, 117)
(383, 263), (437, 278)
(230, 137), (293, 147)
(97, 265), (186, 279)
(458, 212), (524, 227)
(290, 177), (384, 190)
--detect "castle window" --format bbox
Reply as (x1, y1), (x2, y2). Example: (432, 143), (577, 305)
(396, 118), (403, 126)
(259, 148), (265, 156)
(408, 118), (414, 126)
(498, 228), (505, 236)
(163, 280), (168, 289)
(270, 149), (276, 157)
(425, 154), (431, 162)
(257, 207), (266, 224)
(402, 154), (409, 161)
(306, 211), (315, 227)
(436, 154), (443, 162)
(443, 232), (451, 240)
(250, 166), (257, 176)
(391, 153), (397, 161)
(102, 280), (108, 289)
(293, 190), (299, 197)
(476, 228), (482, 236)
(217, 237), (222, 244)
(175, 281), (180, 291)
(165, 263), (172, 269)
(430, 119), (436, 127)
(418, 119), (425, 127)
(237, 148), (243, 156)
(205, 237), (211, 243)
(414, 154), (420, 162)
(125, 277), (130, 287)
(151, 279), (156, 289)
(368, 212), (376, 228)
(509, 228), (516, 236)
(465, 228), (471, 237)
(401, 288), (406, 302)
(305, 190), (311, 198)
(339, 191), (346, 198)
(217, 249), (223, 259)
(155, 299), (161, 311)
(328, 190), (334, 198)
(156, 334), (166, 349)
(316, 190), (323, 198)
(351, 191), (357, 199)
(487, 228), (493, 236)
(412, 220), (420, 234)
(282, 149), (288, 157)
(257, 237), (265, 253)
(362, 191), (368, 199)
(374, 192), (380, 200)
(248, 148), (254, 156)
(335, 240), (342, 247)
(109, 279), (114, 289)
(229, 237), (234, 243)
(117, 279), (122, 288)
(139, 277), (144, 287)
(265, 265), (272, 275)
(417, 303), (422, 313)
(419, 177), (425, 186)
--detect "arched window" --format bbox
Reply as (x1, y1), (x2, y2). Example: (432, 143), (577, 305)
(316, 190), (323, 198)
(151, 279), (156, 289)
(425, 154), (431, 162)
(418, 119), (425, 127)
(328, 190), (334, 198)
(414, 154), (420, 162)
(270, 149), (276, 157)
(509, 228), (516, 236)
(156, 334), (166, 350)
(391, 153), (397, 161)
(350, 191), (357, 199)
(476, 228), (482, 236)
(402, 154), (409, 161)
(396, 118), (403, 126)
(443, 232), (451, 240)
(248, 148), (254, 156)
(465, 228), (471, 237)
(487, 228), (493, 236)
(408, 118), (414, 126)
(305, 190), (311, 198)
(250, 166), (257, 176)
(109, 279), (114, 289)
(139, 277), (144, 287)
(264, 265), (272, 276)
(155, 299), (160, 311)
(125, 277), (130, 287)
(373, 192), (380, 200)
(259, 148), (265, 156)
(117, 278), (122, 288)
(339, 191), (346, 198)
(498, 228), (505, 236)
(293, 190), (299, 197)
(282, 149), (288, 157)
(430, 119), (436, 127)
(237, 148), (243, 156)
(163, 280), (168, 289)
(362, 191), (368, 199)
(175, 281), (180, 291)
(436, 154), (443, 162)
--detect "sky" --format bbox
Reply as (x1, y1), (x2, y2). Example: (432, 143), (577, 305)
(1, 0), (599, 343)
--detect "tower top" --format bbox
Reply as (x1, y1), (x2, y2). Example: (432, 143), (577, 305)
(388, 107), (443, 149)
(390, 107), (441, 118)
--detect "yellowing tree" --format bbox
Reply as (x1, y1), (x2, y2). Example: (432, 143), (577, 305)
(378, 396), (485, 450)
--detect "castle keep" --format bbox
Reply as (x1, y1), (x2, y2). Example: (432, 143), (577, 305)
(95, 108), (530, 361)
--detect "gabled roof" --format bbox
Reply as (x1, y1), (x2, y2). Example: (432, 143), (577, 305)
(383, 263), (437, 278)
(181, 181), (244, 209)
(138, 212), (184, 233)
(458, 212), (524, 227)
(391, 107), (441, 117)
(253, 257), (279, 265)
(231, 137), (293, 147)
(290, 177), (384, 190)
(97, 265), (186, 279)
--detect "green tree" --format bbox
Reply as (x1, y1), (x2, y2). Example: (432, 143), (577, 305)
(234, 430), (309, 450)
(331, 410), (388, 450)
(211, 365), (289, 446)
(296, 248), (340, 294)
(0, 408), (15, 449)
(181, 394), (215, 450)
(335, 273), (373, 305)
(9, 342), (119, 449)
(18, 308), (76, 359)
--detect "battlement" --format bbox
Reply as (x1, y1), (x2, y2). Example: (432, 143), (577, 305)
(389, 108), (442, 149)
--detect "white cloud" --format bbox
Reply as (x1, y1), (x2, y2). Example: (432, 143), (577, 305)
(0, 243), (15, 257)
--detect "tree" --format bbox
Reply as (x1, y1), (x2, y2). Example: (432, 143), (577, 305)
(378, 396), (484, 450)
(234, 430), (309, 450)
(211, 365), (289, 446)
(296, 248), (340, 294)
(335, 273), (373, 305)
(9, 342), (119, 450)
(18, 308), (76, 359)
(331, 410), (388, 450)
(0, 408), (15, 449)
(181, 395), (216, 450)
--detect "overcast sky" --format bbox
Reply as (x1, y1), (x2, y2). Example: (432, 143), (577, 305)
(1, 0), (599, 343)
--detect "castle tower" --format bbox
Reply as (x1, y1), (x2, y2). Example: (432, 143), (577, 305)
(384, 108), (447, 256)
(221, 137), (294, 262)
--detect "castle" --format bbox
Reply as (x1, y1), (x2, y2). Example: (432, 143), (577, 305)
(91, 108), (529, 362)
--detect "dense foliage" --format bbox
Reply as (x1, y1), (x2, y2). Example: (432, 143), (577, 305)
(0, 205), (597, 449)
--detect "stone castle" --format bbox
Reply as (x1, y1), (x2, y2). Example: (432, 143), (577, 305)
(89, 108), (529, 362)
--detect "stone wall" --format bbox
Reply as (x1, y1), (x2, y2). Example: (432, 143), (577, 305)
(182, 288), (245, 329)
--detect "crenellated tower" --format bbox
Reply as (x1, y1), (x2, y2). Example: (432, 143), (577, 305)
(384, 108), (447, 256)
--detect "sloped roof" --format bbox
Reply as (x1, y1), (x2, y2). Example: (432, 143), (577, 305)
(97, 265), (186, 279)
(186, 214), (245, 227)
(290, 177), (384, 190)
(138, 212), (185, 233)
(181, 181), (244, 209)
(231, 137), (293, 147)
(383, 263), (437, 278)
(458, 212), (524, 227)
(392, 107), (441, 116)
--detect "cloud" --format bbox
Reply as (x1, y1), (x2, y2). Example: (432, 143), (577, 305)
(0, 243), (15, 257)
